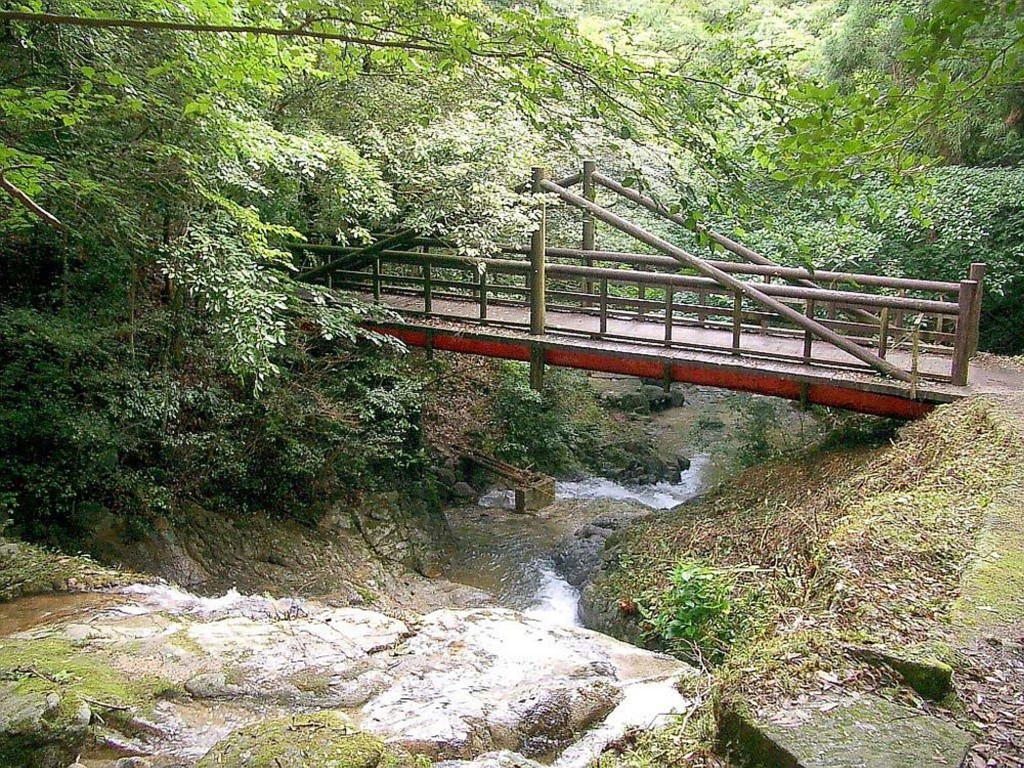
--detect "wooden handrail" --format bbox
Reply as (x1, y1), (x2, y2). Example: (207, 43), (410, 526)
(295, 229), (419, 281)
(591, 170), (886, 325)
(513, 171), (583, 195)
(592, 172), (817, 280)
(289, 159), (986, 388)
(294, 240), (962, 295)
(500, 245), (962, 294)
(361, 249), (958, 315)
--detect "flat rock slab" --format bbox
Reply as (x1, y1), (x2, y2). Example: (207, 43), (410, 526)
(724, 694), (975, 768)
(3, 586), (698, 767)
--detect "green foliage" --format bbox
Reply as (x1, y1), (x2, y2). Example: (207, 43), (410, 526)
(639, 559), (738, 664)
(0, 279), (428, 543)
(489, 363), (590, 474)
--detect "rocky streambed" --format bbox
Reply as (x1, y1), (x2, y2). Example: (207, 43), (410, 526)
(0, 383), (822, 767)
(0, 584), (695, 767)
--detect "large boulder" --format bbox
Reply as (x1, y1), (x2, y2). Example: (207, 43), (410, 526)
(553, 518), (629, 588)
(0, 682), (91, 768)
(360, 608), (690, 761)
(10, 587), (697, 766)
(721, 694), (974, 768)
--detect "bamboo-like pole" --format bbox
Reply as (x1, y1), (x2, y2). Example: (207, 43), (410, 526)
(592, 172), (882, 324)
(582, 160), (597, 298)
(530, 167), (549, 336)
(951, 280), (979, 386)
(539, 178), (914, 382)
(296, 229), (418, 281)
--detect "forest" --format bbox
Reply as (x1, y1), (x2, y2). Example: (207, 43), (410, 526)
(1, 2), (1024, 766)
(2, 0), (1022, 541)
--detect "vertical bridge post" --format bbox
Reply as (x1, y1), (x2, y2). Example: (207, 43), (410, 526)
(951, 278), (979, 386)
(582, 160), (596, 300)
(968, 262), (986, 358)
(530, 166), (548, 390)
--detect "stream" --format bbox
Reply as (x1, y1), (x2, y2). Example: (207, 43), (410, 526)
(442, 379), (822, 630)
(444, 455), (711, 627)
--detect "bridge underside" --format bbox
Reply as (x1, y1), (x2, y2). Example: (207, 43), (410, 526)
(366, 316), (964, 419)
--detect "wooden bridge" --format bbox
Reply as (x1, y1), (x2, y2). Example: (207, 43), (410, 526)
(292, 162), (998, 419)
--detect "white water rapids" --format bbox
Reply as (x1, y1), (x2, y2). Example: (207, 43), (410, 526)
(494, 454), (711, 626)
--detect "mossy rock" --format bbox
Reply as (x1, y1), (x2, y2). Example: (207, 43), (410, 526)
(196, 712), (424, 768)
(720, 694), (973, 768)
(0, 635), (165, 768)
(846, 644), (954, 700)
(0, 538), (133, 602)
(0, 683), (91, 768)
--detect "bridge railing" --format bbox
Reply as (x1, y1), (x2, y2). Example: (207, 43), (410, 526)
(290, 162), (985, 388)
(301, 244), (977, 386)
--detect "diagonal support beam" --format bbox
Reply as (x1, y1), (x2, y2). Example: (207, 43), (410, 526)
(538, 178), (913, 383)
(591, 171), (879, 325)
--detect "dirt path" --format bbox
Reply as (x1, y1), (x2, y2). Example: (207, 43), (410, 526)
(956, 389), (1024, 766)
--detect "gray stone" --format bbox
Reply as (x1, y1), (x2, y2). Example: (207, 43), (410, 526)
(185, 672), (244, 700)
(453, 482), (478, 500)
(13, 587), (696, 767)
(0, 682), (91, 768)
(0, 684), (58, 735)
(436, 750), (546, 767)
(608, 391), (650, 414)
(846, 645), (953, 700)
(554, 519), (625, 588)
(639, 385), (670, 410)
(113, 758), (152, 768)
(359, 608), (695, 761)
(722, 694), (975, 768)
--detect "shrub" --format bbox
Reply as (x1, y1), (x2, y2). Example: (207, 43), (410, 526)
(639, 560), (738, 665)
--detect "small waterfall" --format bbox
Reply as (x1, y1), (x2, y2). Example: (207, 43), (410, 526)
(523, 563), (582, 626)
(556, 453), (710, 510)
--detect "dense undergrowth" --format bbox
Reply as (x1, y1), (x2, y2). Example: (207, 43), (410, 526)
(590, 397), (1023, 767)
(0, 232), (638, 554)
(0, 283), (426, 546)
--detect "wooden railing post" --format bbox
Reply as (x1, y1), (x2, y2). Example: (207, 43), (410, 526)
(664, 286), (673, 343)
(372, 258), (381, 302)
(877, 307), (889, 360)
(804, 298), (815, 362)
(968, 262), (986, 357)
(479, 269), (488, 323)
(951, 279), (979, 386)
(732, 293), (742, 354)
(423, 260), (432, 315)
(599, 277), (608, 336)
(582, 160), (596, 299)
(529, 167), (548, 392)
(530, 166), (548, 336)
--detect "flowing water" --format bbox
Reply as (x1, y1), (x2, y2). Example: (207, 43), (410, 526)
(443, 382), (823, 628)
(0, 383), (821, 767)
(443, 455), (712, 626)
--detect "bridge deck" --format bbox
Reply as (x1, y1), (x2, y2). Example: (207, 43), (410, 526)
(362, 293), (1018, 419)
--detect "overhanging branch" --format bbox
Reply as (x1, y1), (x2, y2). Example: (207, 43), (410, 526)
(0, 171), (67, 231)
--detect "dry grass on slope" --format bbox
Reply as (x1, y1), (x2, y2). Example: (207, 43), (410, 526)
(600, 398), (1021, 701)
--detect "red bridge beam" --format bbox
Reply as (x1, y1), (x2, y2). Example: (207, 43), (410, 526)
(372, 325), (935, 420)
